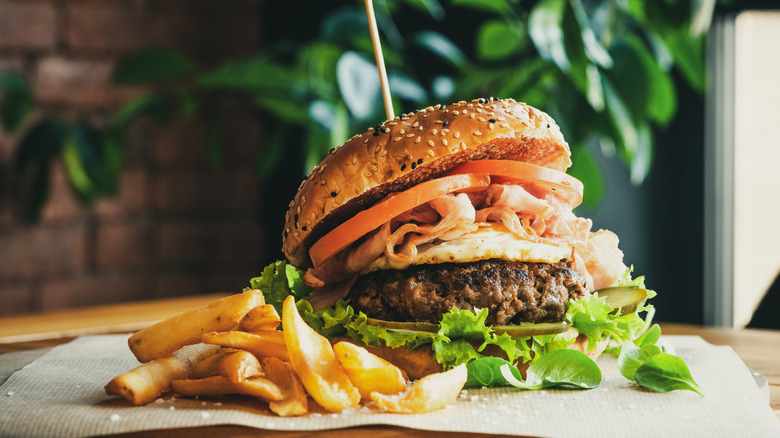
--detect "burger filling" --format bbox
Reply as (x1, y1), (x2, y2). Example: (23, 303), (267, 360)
(348, 258), (587, 325)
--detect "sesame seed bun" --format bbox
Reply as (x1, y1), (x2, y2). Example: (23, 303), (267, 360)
(282, 98), (571, 268)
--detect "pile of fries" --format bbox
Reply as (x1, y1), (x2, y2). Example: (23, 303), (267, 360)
(106, 290), (467, 416)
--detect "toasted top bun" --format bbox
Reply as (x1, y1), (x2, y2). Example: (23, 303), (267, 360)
(282, 98), (571, 268)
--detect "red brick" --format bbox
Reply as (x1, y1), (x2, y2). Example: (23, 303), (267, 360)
(34, 56), (143, 109)
(39, 163), (88, 224)
(66, 0), (148, 51)
(95, 222), (151, 269)
(153, 272), (207, 298)
(155, 221), (262, 266)
(154, 168), (259, 214)
(0, 224), (87, 279)
(150, 14), (258, 59)
(154, 116), (260, 167)
(0, 282), (35, 316)
(0, 0), (57, 51)
(38, 274), (147, 311)
(94, 168), (151, 218)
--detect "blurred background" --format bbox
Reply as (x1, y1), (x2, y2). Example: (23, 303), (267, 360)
(0, 0), (777, 328)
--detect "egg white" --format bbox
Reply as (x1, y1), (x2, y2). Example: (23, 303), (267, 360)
(364, 225), (571, 272)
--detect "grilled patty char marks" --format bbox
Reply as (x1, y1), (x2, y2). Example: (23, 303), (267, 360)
(348, 259), (587, 325)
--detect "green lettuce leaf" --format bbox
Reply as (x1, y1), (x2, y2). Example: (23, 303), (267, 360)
(248, 261), (312, 316)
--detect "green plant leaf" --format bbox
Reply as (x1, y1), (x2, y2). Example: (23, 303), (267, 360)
(411, 31), (468, 70)
(111, 95), (172, 128)
(206, 118), (221, 166)
(529, 0), (569, 72)
(665, 32), (706, 92)
(602, 78), (638, 166)
(256, 126), (286, 179)
(617, 340), (663, 380)
(13, 118), (67, 221)
(389, 73), (427, 104)
(568, 145), (604, 209)
(403, 0), (445, 20)
(0, 72), (33, 133)
(495, 349), (602, 389)
(62, 122), (118, 203)
(569, 0), (612, 68)
(477, 20), (523, 61)
(630, 120), (653, 184)
(336, 51), (381, 120)
(113, 48), (195, 84)
(320, 7), (367, 45)
(199, 56), (295, 92)
(634, 353), (705, 396)
(451, 0), (511, 15)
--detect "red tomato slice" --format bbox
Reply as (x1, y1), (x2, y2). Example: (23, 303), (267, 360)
(448, 160), (583, 207)
(309, 173), (490, 267)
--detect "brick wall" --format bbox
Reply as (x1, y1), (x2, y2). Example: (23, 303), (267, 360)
(0, 0), (267, 316)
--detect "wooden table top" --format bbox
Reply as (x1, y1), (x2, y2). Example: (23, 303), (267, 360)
(1, 293), (779, 436)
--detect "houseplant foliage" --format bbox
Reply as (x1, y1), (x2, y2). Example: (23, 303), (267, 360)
(0, 0), (715, 220)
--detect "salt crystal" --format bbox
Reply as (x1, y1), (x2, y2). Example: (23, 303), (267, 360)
(470, 395), (479, 402)
(6, 391), (14, 396)
(110, 414), (120, 422)
(169, 406), (175, 411)
(201, 412), (210, 419)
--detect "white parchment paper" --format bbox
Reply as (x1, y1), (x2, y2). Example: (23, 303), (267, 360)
(1, 335), (778, 438)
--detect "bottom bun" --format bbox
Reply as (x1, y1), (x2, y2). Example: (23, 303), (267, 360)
(332, 332), (608, 380)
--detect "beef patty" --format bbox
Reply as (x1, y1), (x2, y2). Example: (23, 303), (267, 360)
(347, 259), (587, 325)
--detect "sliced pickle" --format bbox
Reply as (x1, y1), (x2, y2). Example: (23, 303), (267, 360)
(366, 318), (439, 333)
(491, 321), (569, 337)
(595, 286), (648, 314)
(365, 318), (569, 337)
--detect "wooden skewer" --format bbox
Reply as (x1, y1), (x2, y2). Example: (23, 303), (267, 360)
(364, 0), (394, 120)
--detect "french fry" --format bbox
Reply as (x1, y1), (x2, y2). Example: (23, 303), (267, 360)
(171, 375), (284, 402)
(370, 364), (467, 414)
(193, 349), (264, 382)
(201, 330), (289, 361)
(262, 357), (308, 417)
(105, 343), (219, 405)
(282, 295), (360, 412)
(128, 290), (265, 363)
(333, 341), (408, 400)
(239, 304), (281, 332)
(220, 350), (264, 383)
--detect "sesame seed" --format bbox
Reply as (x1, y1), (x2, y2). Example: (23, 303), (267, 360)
(401, 164), (406, 171)
(352, 156), (357, 164)
(363, 138), (369, 143)
(371, 158), (378, 164)
(384, 128), (390, 133)
(415, 136), (421, 143)
(399, 129), (405, 134)
(547, 123), (551, 128)
(432, 129), (438, 135)
(389, 122), (397, 126)
(373, 131), (380, 136)
(371, 165), (378, 172)
(417, 158), (423, 164)
(454, 132), (460, 138)
(469, 113), (475, 119)
(427, 140), (435, 147)
(411, 162), (417, 169)
(453, 111), (460, 115)
(364, 171), (372, 177)
(330, 192), (337, 197)
(413, 122), (419, 127)
(319, 180), (326, 185)
(301, 196), (306, 205)
(443, 120), (450, 127)
(473, 130), (483, 136)
(442, 139), (448, 146)
(489, 123), (495, 129)
(427, 150), (435, 157)
(406, 133), (414, 137)
(394, 136), (402, 142)
(478, 117), (486, 122)
(381, 150), (388, 156)
(489, 118), (496, 123)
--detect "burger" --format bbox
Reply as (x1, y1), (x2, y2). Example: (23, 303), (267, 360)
(267, 98), (652, 380)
